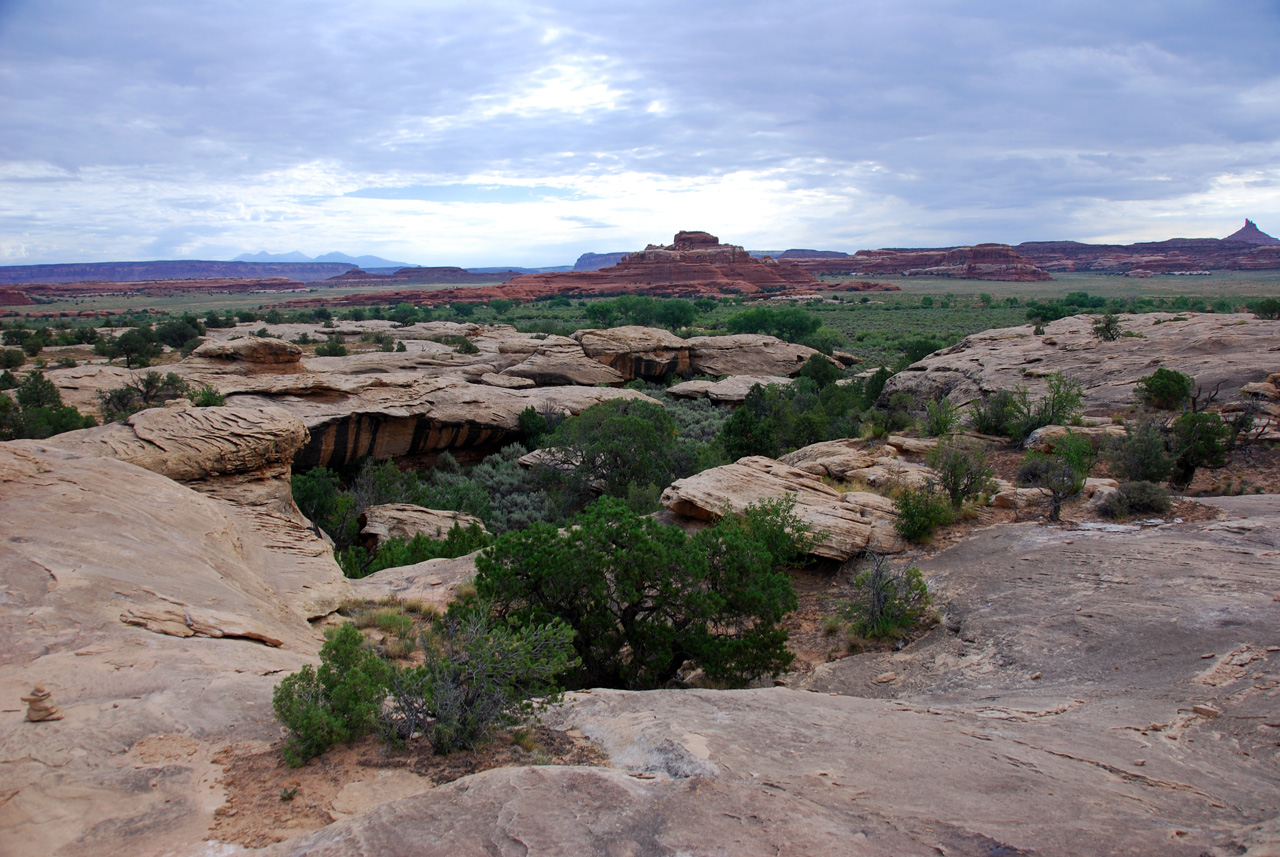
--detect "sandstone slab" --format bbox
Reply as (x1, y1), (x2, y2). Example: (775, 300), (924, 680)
(358, 504), (488, 551)
(881, 313), (1280, 415)
(660, 456), (901, 558)
(685, 334), (820, 378)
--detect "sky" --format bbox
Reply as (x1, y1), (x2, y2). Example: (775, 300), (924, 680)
(1, 0), (1279, 267)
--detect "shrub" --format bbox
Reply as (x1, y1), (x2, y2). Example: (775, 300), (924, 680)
(843, 553), (932, 639)
(339, 523), (493, 579)
(797, 353), (843, 389)
(892, 485), (954, 542)
(98, 371), (189, 422)
(1096, 490), (1130, 520)
(923, 397), (959, 437)
(1253, 298), (1280, 320)
(1120, 480), (1172, 514)
(1134, 368), (1193, 411)
(1169, 411), (1230, 489)
(475, 496), (803, 689)
(927, 442), (995, 508)
(540, 398), (683, 503)
(0, 371), (96, 441)
(1107, 420), (1172, 483)
(272, 624), (391, 767)
(1007, 373), (1085, 441)
(383, 611), (577, 754)
(970, 389), (1017, 436)
(1, 348), (23, 369)
(314, 336), (348, 357)
(188, 384), (226, 407)
(1092, 313), (1122, 341)
(1016, 432), (1094, 521)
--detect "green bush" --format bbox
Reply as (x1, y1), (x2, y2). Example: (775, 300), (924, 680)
(843, 554), (932, 639)
(272, 624), (391, 767)
(892, 485), (954, 542)
(0, 371), (96, 441)
(1107, 420), (1172, 483)
(1092, 313), (1122, 341)
(314, 336), (349, 357)
(1121, 481), (1173, 514)
(339, 523), (492, 579)
(927, 442), (995, 508)
(384, 611), (577, 754)
(1008, 373), (1085, 441)
(540, 398), (684, 503)
(969, 389), (1017, 436)
(1016, 432), (1094, 521)
(1, 348), (23, 369)
(796, 353), (843, 388)
(475, 496), (803, 689)
(923, 397), (959, 437)
(188, 384), (226, 407)
(1170, 411), (1230, 489)
(1096, 490), (1130, 520)
(1253, 298), (1280, 320)
(1134, 368), (1193, 411)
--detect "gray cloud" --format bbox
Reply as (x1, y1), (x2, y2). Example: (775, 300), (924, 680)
(1, 0), (1278, 263)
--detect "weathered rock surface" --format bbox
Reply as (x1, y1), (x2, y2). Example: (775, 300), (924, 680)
(190, 336), (303, 364)
(882, 312), (1280, 415)
(685, 334), (820, 378)
(667, 374), (793, 404)
(499, 335), (626, 386)
(572, 326), (691, 381)
(0, 441), (338, 857)
(1023, 423), (1128, 451)
(778, 438), (879, 478)
(350, 552), (480, 609)
(358, 504), (488, 551)
(660, 456), (900, 558)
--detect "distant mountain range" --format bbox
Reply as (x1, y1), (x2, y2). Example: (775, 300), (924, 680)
(233, 251), (417, 268)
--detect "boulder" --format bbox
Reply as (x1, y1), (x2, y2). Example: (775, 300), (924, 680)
(881, 313), (1280, 415)
(350, 552), (480, 609)
(573, 326), (691, 381)
(479, 372), (535, 389)
(686, 334), (820, 378)
(660, 456), (901, 558)
(668, 374), (793, 404)
(778, 439), (879, 479)
(358, 504), (488, 552)
(1023, 424), (1127, 452)
(499, 336), (626, 386)
(190, 336), (303, 364)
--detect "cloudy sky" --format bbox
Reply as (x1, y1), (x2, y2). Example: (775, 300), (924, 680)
(2, 1), (1279, 267)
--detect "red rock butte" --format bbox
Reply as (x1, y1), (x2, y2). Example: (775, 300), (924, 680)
(288, 231), (899, 309)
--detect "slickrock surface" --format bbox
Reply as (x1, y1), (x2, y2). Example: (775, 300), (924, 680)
(660, 455), (900, 558)
(350, 552), (480, 609)
(281, 496), (1280, 857)
(882, 312), (1280, 414)
(0, 441), (343, 857)
(358, 504), (488, 551)
(41, 405), (346, 618)
(684, 334), (821, 378)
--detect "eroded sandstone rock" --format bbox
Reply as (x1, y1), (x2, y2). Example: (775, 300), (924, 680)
(660, 456), (900, 558)
(881, 312), (1280, 415)
(358, 504), (489, 552)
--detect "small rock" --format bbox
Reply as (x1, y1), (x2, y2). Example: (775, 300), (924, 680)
(873, 672), (897, 684)
(1191, 704), (1221, 719)
(1030, 672), (1042, 680)
(1266, 646), (1279, 652)
(1200, 653), (1215, 659)
(21, 686), (64, 722)
(1134, 759), (1145, 766)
